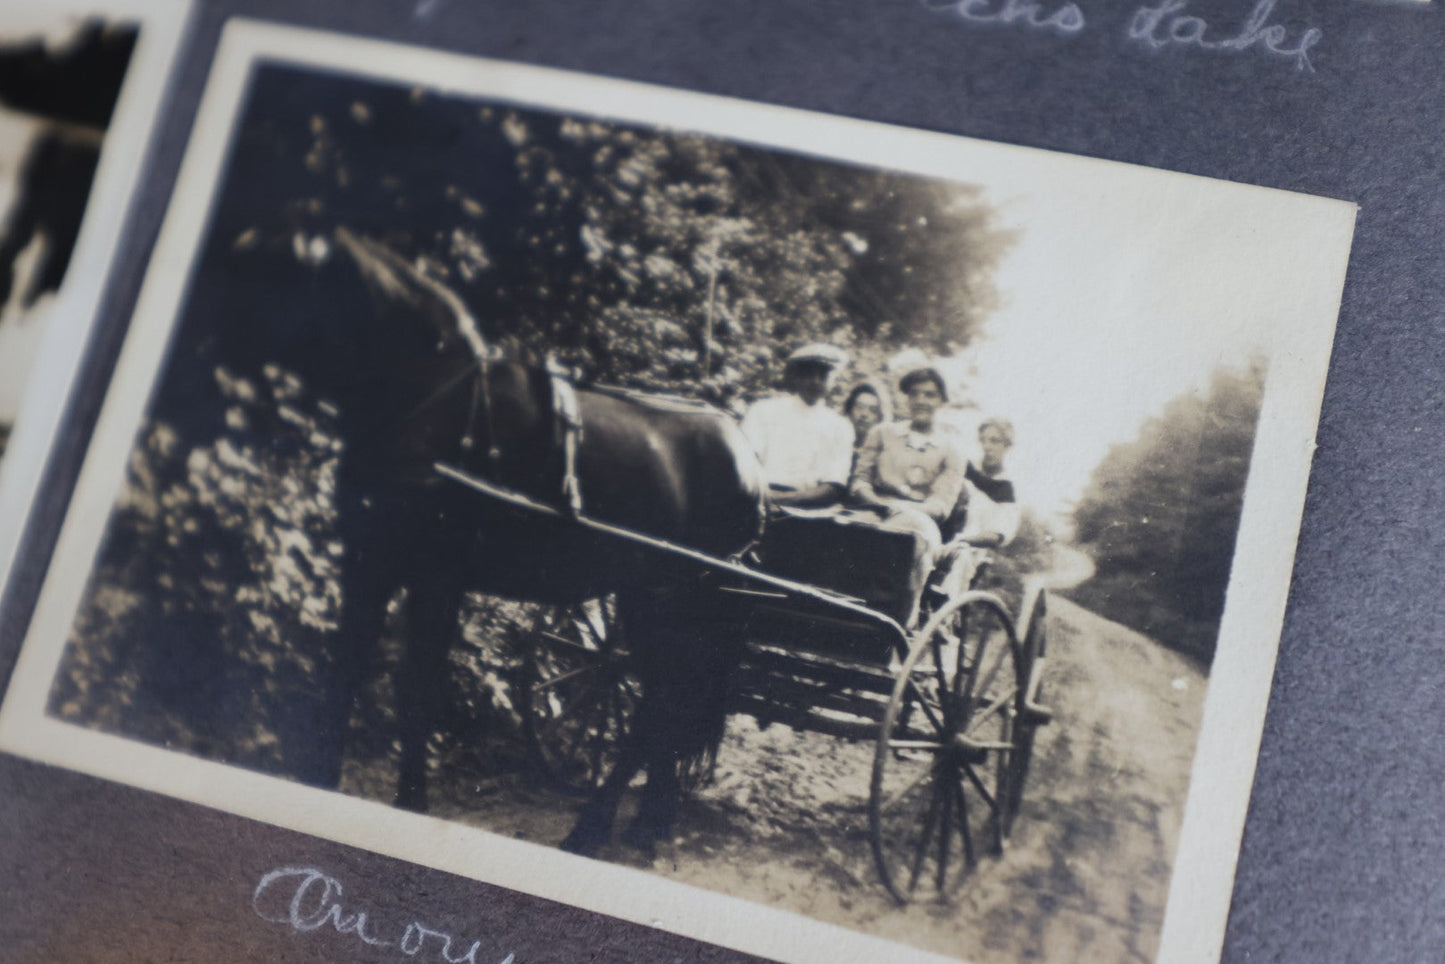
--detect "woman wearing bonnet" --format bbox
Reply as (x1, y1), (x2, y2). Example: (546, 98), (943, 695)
(843, 380), (891, 450)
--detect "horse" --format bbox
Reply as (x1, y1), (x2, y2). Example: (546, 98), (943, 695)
(195, 226), (764, 850)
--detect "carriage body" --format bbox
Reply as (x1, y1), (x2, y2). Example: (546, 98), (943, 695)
(438, 462), (1051, 904)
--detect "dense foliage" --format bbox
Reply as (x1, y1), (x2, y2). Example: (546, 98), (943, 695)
(201, 67), (1009, 407)
(1067, 360), (1266, 662)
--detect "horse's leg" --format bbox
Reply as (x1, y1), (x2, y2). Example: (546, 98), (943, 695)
(620, 736), (679, 853)
(560, 731), (645, 856)
(315, 502), (394, 790)
(621, 591), (740, 853)
(619, 598), (689, 853)
(393, 565), (467, 813)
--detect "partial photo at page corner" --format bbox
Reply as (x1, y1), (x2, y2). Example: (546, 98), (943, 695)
(0, 0), (191, 607)
(0, 17), (1355, 964)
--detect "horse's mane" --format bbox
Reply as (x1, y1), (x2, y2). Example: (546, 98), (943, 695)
(334, 226), (492, 365)
(331, 230), (742, 435)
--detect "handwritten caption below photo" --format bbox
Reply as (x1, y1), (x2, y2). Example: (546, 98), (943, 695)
(922, 0), (1323, 72)
(253, 866), (516, 964)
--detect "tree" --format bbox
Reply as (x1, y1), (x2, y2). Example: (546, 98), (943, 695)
(1070, 358), (1266, 661)
(186, 66), (1011, 406)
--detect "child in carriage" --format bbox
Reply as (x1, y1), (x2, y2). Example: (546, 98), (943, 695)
(950, 416), (1021, 549)
(932, 415), (1022, 602)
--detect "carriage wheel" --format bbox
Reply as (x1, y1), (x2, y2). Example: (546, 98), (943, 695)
(1001, 590), (1048, 834)
(520, 596), (639, 795)
(870, 591), (1023, 904)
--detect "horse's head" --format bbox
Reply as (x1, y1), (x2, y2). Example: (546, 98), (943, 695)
(333, 227), (490, 361)
(271, 229), (576, 503)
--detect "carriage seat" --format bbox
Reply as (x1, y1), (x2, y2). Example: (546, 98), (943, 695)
(755, 510), (924, 628)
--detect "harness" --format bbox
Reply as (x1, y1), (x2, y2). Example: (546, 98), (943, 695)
(465, 350), (586, 518)
(549, 363), (586, 517)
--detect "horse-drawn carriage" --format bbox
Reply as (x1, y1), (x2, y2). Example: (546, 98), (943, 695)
(266, 230), (1049, 905)
(437, 461), (1053, 905)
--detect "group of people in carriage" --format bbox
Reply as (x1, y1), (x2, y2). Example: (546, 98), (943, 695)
(739, 342), (1021, 630)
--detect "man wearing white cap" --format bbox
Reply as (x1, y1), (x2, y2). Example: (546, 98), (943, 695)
(741, 343), (854, 509)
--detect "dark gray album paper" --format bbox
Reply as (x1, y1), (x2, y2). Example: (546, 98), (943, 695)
(1, 2), (1440, 963)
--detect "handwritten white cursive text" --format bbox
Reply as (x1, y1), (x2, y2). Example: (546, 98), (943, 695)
(923, 0), (1087, 36)
(253, 866), (516, 964)
(1127, 0), (1323, 71)
(920, 0), (1324, 72)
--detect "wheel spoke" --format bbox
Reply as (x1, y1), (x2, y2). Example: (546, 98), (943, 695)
(532, 675), (605, 741)
(960, 625), (995, 705)
(879, 762), (936, 817)
(903, 678), (947, 735)
(908, 776), (945, 894)
(972, 638), (1009, 711)
(954, 771), (975, 867)
(888, 739), (947, 751)
(529, 663), (598, 693)
(961, 761), (1001, 814)
(961, 686), (1018, 740)
(936, 765), (954, 893)
(536, 629), (598, 655)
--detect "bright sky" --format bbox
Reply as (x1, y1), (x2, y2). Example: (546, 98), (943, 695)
(922, 163), (1339, 519)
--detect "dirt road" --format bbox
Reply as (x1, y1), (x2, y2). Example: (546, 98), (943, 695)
(410, 592), (1208, 963)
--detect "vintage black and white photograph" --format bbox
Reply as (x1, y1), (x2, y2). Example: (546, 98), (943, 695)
(0, 22), (1354, 964)
(0, 0), (188, 603)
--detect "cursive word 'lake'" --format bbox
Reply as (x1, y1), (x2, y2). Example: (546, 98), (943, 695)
(1127, 0), (1323, 71)
(920, 0), (1324, 72)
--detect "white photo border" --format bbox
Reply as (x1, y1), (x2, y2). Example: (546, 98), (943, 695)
(0, 19), (1355, 964)
(0, 0), (192, 607)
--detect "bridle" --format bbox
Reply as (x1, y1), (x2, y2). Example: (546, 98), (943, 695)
(463, 346), (504, 465)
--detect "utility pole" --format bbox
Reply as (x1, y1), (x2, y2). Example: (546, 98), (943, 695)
(700, 234), (720, 380)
